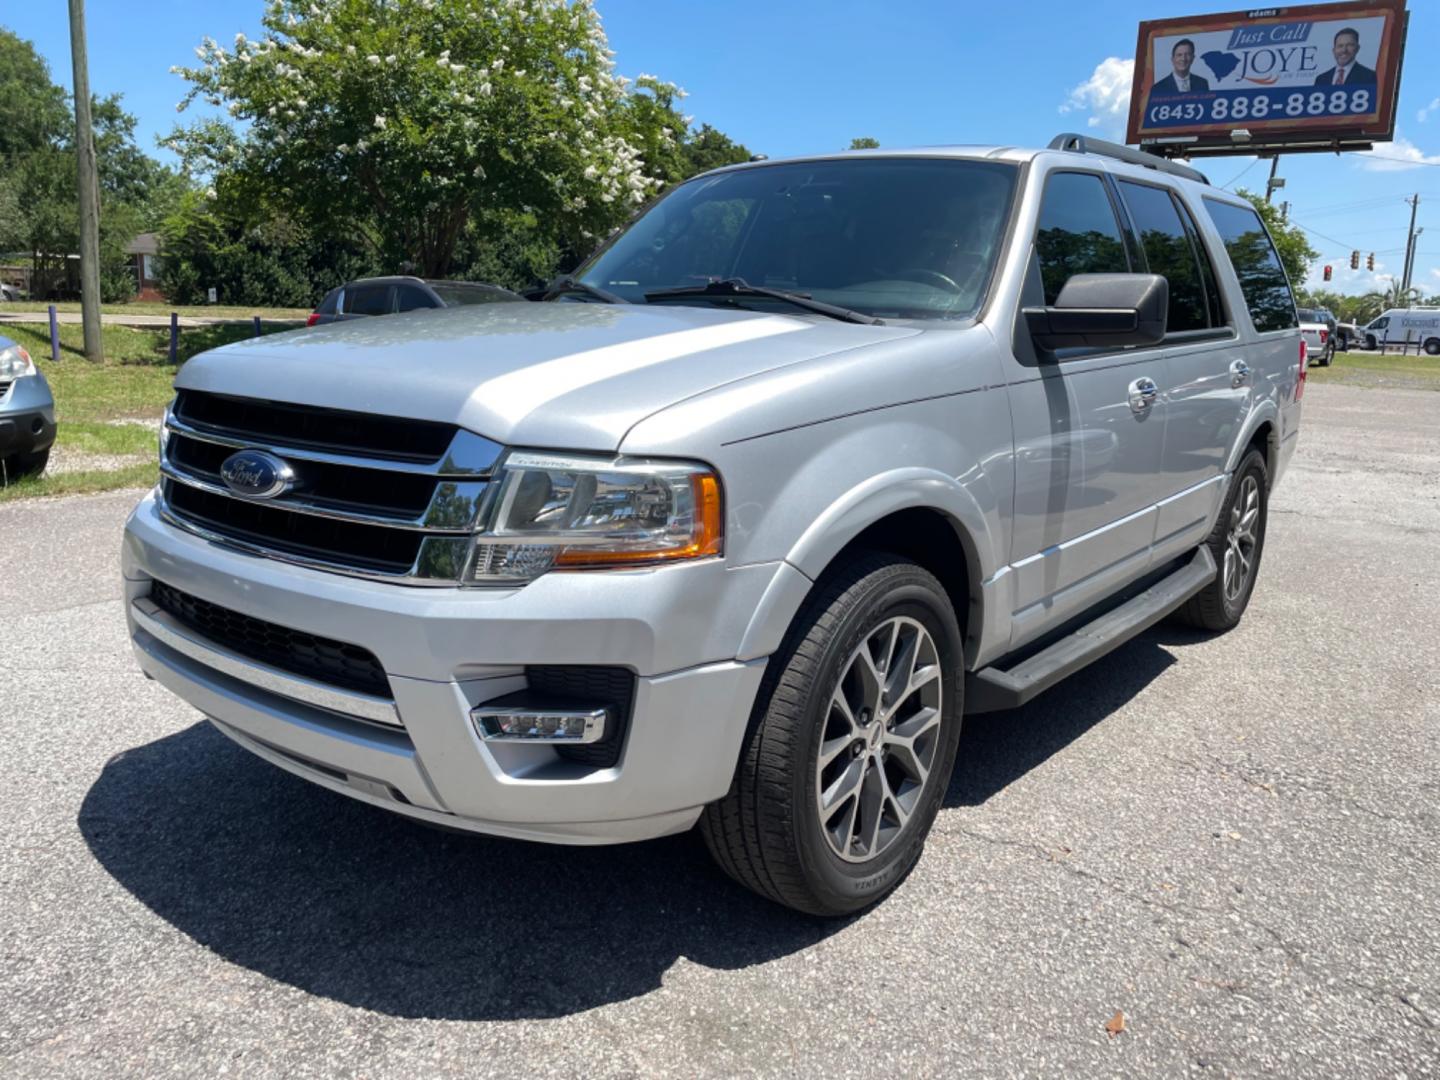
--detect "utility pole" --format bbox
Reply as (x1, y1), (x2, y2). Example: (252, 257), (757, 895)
(67, 0), (103, 362)
(1400, 194), (1420, 305)
(1265, 156), (1283, 204)
(1404, 227), (1424, 301)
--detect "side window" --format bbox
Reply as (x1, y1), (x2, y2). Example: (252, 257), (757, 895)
(1202, 199), (1298, 333)
(1372, 316), (1389, 329)
(395, 285), (436, 313)
(344, 284), (392, 316)
(315, 289), (340, 315)
(1034, 172), (1130, 305)
(1116, 181), (1209, 333)
(1174, 196), (1226, 329)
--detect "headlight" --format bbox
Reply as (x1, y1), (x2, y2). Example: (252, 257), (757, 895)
(0, 344), (35, 380)
(470, 452), (722, 583)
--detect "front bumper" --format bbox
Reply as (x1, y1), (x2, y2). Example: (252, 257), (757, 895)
(123, 493), (779, 844)
(0, 375), (56, 457)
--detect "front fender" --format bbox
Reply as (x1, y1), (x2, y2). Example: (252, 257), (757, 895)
(735, 467), (1006, 666)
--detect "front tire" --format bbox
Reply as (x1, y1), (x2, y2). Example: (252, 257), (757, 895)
(2, 447), (50, 483)
(1173, 448), (1268, 632)
(701, 554), (964, 916)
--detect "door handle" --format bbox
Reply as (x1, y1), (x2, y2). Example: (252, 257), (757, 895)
(1128, 377), (1159, 413)
(1230, 359), (1251, 387)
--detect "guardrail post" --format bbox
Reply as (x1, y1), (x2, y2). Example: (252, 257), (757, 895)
(48, 304), (60, 363)
(168, 311), (178, 365)
(253, 314), (262, 338)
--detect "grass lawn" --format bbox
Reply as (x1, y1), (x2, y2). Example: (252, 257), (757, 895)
(1309, 349), (1440, 391)
(1, 320), (293, 503)
(4, 300), (310, 320)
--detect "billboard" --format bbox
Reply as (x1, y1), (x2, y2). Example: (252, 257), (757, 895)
(1126, 0), (1407, 156)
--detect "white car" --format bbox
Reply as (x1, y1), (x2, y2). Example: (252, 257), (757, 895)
(1297, 307), (1332, 366)
(1361, 308), (1440, 355)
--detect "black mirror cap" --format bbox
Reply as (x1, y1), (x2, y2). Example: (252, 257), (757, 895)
(1025, 273), (1168, 351)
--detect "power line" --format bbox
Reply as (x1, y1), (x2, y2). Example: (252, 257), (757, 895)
(1217, 158), (1261, 190)
(1361, 153), (1440, 168)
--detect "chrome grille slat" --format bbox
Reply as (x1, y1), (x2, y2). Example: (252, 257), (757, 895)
(158, 392), (500, 584)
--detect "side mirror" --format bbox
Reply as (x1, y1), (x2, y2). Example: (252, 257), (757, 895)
(1024, 273), (1168, 351)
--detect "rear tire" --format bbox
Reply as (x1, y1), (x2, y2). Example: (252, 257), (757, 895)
(1322, 342), (1334, 366)
(701, 553), (964, 916)
(1424, 338), (1440, 356)
(1173, 448), (1268, 632)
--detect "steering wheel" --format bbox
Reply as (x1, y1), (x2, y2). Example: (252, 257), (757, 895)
(893, 267), (963, 294)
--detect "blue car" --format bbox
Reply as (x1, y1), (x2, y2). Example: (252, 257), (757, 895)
(0, 335), (56, 481)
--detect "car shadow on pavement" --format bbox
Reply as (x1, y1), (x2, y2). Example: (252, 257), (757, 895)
(79, 722), (840, 1021)
(80, 629), (1183, 1021)
(946, 629), (1179, 807)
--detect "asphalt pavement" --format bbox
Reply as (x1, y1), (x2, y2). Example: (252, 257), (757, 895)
(1, 381), (1436, 1077)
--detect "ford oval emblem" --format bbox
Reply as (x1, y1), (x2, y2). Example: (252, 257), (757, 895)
(219, 449), (295, 499)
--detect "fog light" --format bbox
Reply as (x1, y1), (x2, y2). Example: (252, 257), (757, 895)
(471, 703), (608, 744)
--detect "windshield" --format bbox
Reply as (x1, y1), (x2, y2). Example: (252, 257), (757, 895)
(1296, 308), (1319, 322)
(577, 158), (1018, 321)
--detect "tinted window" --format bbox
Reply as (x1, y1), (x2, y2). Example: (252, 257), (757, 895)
(315, 288), (340, 315)
(1118, 181), (1209, 332)
(428, 282), (523, 306)
(395, 284), (436, 313)
(579, 158), (1019, 320)
(1034, 173), (1130, 305)
(1203, 199), (1297, 333)
(1296, 308), (1319, 323)
(344, 284), (391, 316)
(1175, 196), (1226, 329)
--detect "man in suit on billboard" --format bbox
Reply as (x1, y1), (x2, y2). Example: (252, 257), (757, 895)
(1151, 39), (1210, 95)
(1314, 27), (1377, 85)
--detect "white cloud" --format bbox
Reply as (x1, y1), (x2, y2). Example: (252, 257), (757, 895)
(1419, 98), (1440, 123)
(1357, 135), (1440, 171)
(1061, 58), (1134, 135)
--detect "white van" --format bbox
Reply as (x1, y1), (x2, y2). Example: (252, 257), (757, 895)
(1362, 308), (1440, 354)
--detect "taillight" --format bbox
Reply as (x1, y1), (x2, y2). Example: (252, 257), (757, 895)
(306, 312), (322, 326)
(1297, 338), (1308, 400)
(1319, 328), (1328, 344)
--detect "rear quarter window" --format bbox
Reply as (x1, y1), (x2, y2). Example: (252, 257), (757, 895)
(1202, 199), (1297, 333)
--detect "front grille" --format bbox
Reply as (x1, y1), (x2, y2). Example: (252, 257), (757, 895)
(173, 390), (456, 463)
(160, 391), (497, 580)
(163, 479), (425, 573)
(0, 380), (11, 398)
(149, 580), (390, 698)
(527, 666), (636, 768)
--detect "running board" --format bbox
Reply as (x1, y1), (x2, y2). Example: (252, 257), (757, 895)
(965, 547), (1217, 714)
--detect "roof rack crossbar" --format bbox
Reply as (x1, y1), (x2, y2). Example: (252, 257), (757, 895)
(1048, 133), (1209, 185)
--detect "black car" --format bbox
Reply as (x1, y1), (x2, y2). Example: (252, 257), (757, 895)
(308, 276), (523, 325)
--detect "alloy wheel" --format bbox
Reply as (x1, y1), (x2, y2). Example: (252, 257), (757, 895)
(1222, 474), (1261, 605)
(815, 616), (943, 863)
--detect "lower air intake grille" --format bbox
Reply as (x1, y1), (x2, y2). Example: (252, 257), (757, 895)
(149, 580), (391, 699)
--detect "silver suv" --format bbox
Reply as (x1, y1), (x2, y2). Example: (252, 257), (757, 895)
(124, 135), (1304, 915)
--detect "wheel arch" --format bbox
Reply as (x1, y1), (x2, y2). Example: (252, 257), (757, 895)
(1227, 401), (1279, 482)
(736, 469), (1002, 669)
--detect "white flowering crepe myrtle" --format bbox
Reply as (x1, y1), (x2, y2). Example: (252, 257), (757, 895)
(167, 0), (676, 276)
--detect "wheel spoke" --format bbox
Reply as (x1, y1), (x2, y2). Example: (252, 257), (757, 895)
(818, 733), (853, 770)
(821, 757), (864, 814)
(830, 687), (861, 736)
(859, 765), (885, 855)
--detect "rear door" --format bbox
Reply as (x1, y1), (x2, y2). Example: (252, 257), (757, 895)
(1003, 168), (1170, 647)
(1113, 179), (1249, 561)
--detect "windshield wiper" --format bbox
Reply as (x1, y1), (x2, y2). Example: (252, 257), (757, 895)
(542, 275), (630, 304)
(644, 278), (884, 325)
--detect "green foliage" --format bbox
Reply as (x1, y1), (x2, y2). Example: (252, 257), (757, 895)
(1297, 288), (1386, 324)
(1237, 189), (1319, 291)
(158, 191), (379, 308)
(167, 0), (751, 281)
(0, 28), (190, 302)
(849, 137), (881, 150)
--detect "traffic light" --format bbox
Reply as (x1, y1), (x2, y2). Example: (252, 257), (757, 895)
(1324, 265), (1333, 281)
(1367, 253), (1376, 271)
(1350, 250), (1360, 270)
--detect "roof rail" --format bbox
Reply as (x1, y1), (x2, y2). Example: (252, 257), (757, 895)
(1048, 133), (1210, 185)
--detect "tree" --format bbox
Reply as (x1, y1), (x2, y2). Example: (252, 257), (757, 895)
(168, 0), (698, 278)
(1237, 189), (1318, 290)
(849, 137), (880, 150)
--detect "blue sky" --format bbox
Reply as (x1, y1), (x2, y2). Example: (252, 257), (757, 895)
(7, 0), (1440, 296)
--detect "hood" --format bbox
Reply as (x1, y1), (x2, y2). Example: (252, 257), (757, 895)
(177, 302), (919, 451)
